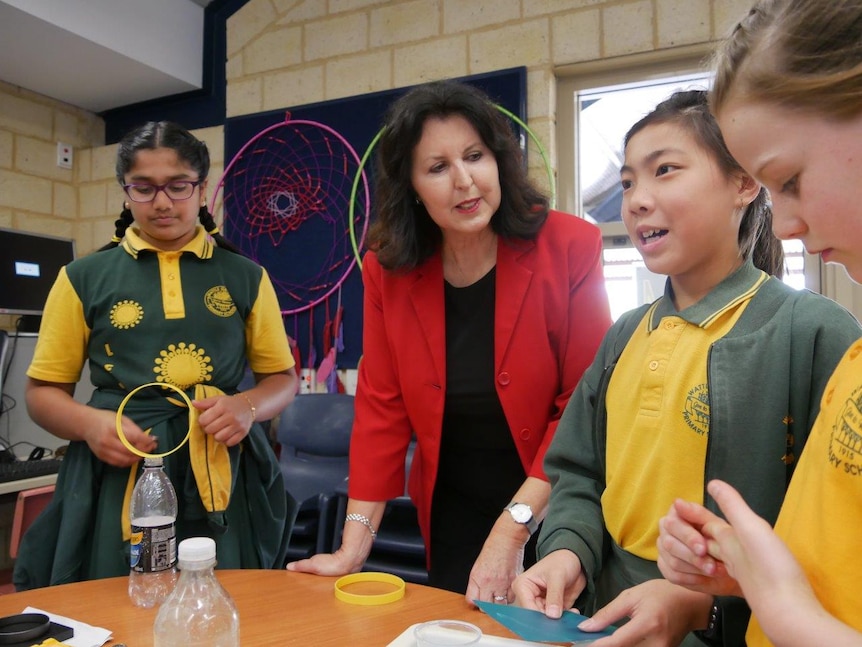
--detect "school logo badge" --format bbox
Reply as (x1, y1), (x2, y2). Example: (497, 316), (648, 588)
(830, 383), (862, 477)
(153, 342), (213, 389)
(204, 286), (236, 317)
(110, 299), (144, 329)
(683, 383), (709, 435)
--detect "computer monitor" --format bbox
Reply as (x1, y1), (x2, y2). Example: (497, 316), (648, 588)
(0, 228), (76, 332)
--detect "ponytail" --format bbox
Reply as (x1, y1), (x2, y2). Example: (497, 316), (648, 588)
(739, 188), (785, 278)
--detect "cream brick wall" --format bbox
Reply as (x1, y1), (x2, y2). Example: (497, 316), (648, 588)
(0, 80), (104, 330)
(225, 0), (746, 174)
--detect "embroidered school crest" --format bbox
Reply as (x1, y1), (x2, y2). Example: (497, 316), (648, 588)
(683, 383), (709, 435)
(830, 383), (862, 477)
(204, 285), (236, 317)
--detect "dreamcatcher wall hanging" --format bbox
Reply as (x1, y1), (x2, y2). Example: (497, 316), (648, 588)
(211, 114), (370, 393)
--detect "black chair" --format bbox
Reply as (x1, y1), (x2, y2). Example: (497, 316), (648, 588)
(332, 439), (428, 584)
(276, 393), (354, 561)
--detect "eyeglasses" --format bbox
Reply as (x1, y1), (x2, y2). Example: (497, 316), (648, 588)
(122, 179), (203, 203)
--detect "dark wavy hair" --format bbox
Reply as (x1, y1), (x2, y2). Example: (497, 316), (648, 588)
(368, 80), (549, 271)
(624, 90), (784, 277)
(102, 121), (240, 254)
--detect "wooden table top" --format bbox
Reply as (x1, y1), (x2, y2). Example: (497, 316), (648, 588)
(0, 570), (536, 646)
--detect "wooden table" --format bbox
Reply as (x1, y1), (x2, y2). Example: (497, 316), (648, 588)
(0, 570), (535, 646)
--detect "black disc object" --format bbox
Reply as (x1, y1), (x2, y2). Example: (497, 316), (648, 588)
(0, 613), (50, 644)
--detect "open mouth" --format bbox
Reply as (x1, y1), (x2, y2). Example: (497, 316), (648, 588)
(457, 199), (480, 211)
(640, 228), (668, 244)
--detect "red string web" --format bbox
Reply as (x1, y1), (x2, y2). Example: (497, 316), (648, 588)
(211, 115), (370, 315)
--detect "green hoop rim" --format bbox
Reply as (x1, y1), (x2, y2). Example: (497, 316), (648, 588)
(348, 104), (556, 269)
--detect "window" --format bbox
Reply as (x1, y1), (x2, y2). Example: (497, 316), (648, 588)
(557, 56), (813, 319)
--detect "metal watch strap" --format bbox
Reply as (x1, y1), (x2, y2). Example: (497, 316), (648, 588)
(694, 599), (722, 645)
(505, 502), (538, 535)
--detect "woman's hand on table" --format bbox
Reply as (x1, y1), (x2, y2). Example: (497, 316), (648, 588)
(286, 545), (365, 576)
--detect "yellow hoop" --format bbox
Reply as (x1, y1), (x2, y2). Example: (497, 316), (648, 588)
(115, 382), (194, 459)
(333, 572), (406, 606)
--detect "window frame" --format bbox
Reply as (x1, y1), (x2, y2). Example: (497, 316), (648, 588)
(555, 47), (821, 294)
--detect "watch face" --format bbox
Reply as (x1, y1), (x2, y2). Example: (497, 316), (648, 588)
(510, 503), (532, 523)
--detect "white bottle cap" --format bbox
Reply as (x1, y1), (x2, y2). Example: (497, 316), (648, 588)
(178, 537), (216, 562)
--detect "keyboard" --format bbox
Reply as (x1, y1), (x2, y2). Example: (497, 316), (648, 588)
(0, 458), (62, 483)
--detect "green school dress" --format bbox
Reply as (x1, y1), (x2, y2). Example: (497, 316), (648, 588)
(16, 227), (296, 589)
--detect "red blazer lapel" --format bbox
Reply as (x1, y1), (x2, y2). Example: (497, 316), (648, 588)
(495, 239), (534, 369)
(408, 254), (446, 387)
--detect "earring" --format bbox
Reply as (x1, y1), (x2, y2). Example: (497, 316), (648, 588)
(415, 197), (422, 205)
(124, 201), (130, 210)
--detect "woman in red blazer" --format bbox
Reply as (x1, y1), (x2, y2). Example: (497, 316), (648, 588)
(288, 80), (611, 603)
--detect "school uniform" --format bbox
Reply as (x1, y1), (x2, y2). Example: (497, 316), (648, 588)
(16, 226), (295, 589)
(746, 337), (862, 645)
(539, 261), (862, 646)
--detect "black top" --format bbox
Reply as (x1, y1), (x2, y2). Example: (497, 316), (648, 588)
(428, 267), (528, 593)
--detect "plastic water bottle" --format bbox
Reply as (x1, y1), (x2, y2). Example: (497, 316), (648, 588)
(128, 456), (178, 608)
(153, 537), (240, 647)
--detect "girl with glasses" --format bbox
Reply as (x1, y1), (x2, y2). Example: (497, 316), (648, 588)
(16, 121), (298, 589)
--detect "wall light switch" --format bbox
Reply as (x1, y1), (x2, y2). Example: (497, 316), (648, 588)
(57, 142), (73, 169)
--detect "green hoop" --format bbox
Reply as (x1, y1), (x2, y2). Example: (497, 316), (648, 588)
(348, 104), (557, 269)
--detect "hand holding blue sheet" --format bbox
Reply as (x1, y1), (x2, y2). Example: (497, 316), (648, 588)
(474, 601), (616, 644)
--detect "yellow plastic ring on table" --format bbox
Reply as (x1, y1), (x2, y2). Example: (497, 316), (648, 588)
(115, 382), (194, 459)
(334, 572), (406, 606)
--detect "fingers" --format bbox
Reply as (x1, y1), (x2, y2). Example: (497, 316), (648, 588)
(94, 414), (156, 467)
(665, 499), (720, 556)
(706, 480), (756, 531)
(578, 595), (625, 632)
(285, 552), (352, 576)
(465, 568), (514, 607)
(195, 396), (251, 446)
(512, 551), (583, 619)
(703, 479), (774, 567)
(465, 531), (524, 606)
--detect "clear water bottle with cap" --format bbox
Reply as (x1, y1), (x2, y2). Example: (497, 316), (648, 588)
(128, 456), (178, 608)
(153, 537), (240, 647)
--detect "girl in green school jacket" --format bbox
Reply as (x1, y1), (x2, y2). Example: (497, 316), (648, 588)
(16, 121), (298, 589)
(510, 90), (862, 647)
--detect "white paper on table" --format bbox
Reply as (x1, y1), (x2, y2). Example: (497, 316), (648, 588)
(23, 606), (113, 647)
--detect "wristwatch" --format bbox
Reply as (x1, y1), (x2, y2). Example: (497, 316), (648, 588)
(504, 502), (538, 535)
(694, 598), (723, 645)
